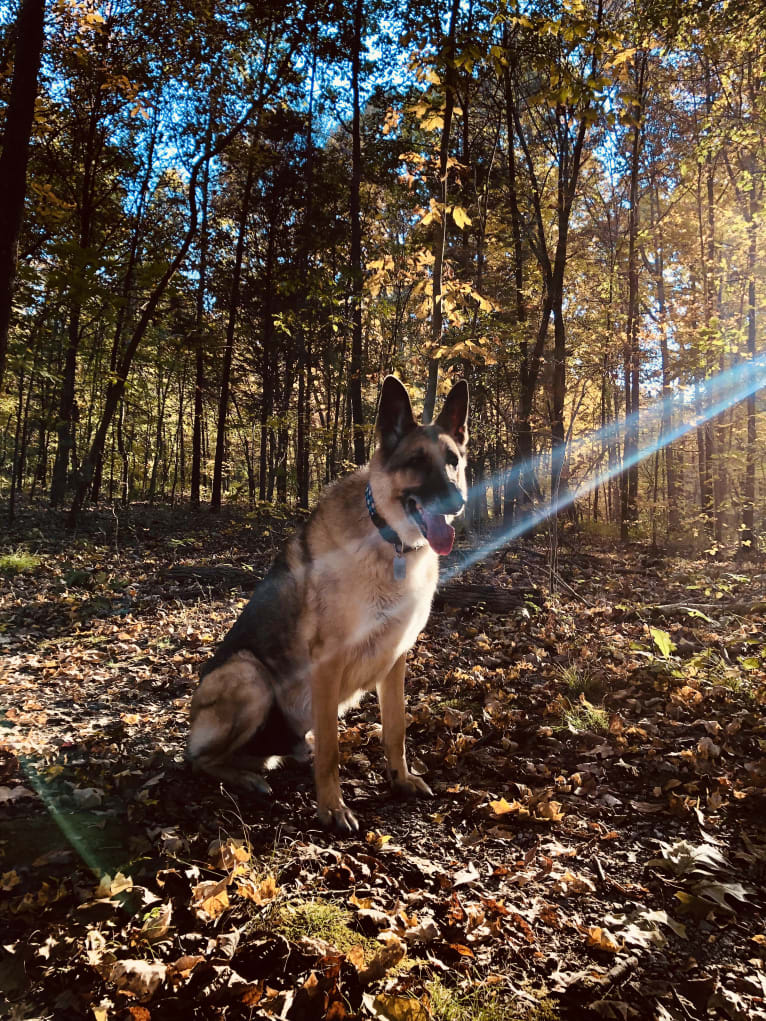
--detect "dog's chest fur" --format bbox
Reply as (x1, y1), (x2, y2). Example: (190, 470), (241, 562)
(321, 548), (436, 701)
(301, 547), (435, 699)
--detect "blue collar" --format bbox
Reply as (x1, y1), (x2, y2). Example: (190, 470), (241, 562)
(365, 483), (420, 554)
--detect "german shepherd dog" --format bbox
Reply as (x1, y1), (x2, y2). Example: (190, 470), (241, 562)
(186, 376), (468, 831)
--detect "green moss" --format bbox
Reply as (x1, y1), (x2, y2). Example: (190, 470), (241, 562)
(276, 899), (378, 960)
(426, 978), (558, 1021)
(0, 550), (41, 575)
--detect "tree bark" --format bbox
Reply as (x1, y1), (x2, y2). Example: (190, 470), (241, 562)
(619, 52), (646, 540)
(51, 88), (103, 506)
(67, 104), (256, 526)
(741, 209), (757, 553)
(211, 142), (256, 512)
(422, 0), (460, 423)
(0, 0), (45, 392)
(349, 0), (366, 463)
(190, 106), (213, 509)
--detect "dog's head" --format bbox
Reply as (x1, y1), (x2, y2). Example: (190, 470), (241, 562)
(370, 376), (469, 555)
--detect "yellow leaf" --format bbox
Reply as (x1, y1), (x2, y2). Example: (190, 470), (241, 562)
(349, 892), (373, 910)
(609, 47), (638, 68)
(1, 870), (20, 891)
(586, 927), (622, 953)
(536, 799), (565, 822)
(452, 206), (472, 229)
(208, 838), (250, 870)
(193, 878), (230, 920)
(489, 797), (520, 816)
(366, 830), (393, 850)
(95, 871), (133, 899)
(236, 873), (278, 905)
(368, 992), (429, 1020)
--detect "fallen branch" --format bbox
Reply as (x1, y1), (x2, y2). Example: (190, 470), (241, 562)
(646, 600), (766, 620)
(166, 565), (258, 589)
(435, 582), (540, 613)
(165, 566), (538, 614)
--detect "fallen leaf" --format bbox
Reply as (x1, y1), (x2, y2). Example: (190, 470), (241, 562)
(110, 959), (166, 1002)
(208, 837), (250, 870)
(192, 877), (230, 920)
(235, 873), (278, 905)
(137, 902), (172, 943)
(365, 992), (429, 1021)
(489, 796), (522, 815)
(585, 927), (622, 953)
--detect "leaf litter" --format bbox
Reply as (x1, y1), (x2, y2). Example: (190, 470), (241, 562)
(0, 506), (765, 1019)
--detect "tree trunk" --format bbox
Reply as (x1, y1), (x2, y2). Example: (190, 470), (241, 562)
(741, 210), (757, 553)
(619, 52), (646, 540)
(67, 104), (256, 526)
(348, 0), (366, 463)
(191, 106), (213, 509)
(296, 42), (317, 505)
(502, 37), (528, 524)
(0, 0), (45, 392)
(211, 143), (256, 512)
(422, 0), (460, 423)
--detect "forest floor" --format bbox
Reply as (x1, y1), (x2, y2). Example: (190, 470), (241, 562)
(1, 504), (765, 1021)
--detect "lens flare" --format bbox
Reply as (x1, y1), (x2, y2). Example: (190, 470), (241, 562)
(447, 355), (766, 581)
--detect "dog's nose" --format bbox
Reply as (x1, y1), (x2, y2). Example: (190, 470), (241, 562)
(432, 486), (464, 515)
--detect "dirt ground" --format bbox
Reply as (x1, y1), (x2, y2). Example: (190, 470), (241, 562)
(1, 505), (765, 1020)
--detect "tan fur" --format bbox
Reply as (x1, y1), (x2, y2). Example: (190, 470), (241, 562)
(186, 378), (468, 831)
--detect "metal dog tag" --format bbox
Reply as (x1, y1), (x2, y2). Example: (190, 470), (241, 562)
(393, 553), (406, 581)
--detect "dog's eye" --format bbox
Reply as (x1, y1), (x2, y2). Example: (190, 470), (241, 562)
(406, 452), (427, 469)
(445, 450), (459, 468)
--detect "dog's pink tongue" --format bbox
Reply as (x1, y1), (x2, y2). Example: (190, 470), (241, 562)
(422, 510), (455, 555)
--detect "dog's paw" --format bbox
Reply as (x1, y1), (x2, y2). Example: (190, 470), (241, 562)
(390, 772), (433, 799)
(317, 801), (359, 834)
(239, 771), (273, 796)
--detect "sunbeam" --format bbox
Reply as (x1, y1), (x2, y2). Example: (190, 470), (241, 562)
(447, 355), (766, 582)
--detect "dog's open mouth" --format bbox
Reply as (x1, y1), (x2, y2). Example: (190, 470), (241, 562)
(405, 496), (455, 556)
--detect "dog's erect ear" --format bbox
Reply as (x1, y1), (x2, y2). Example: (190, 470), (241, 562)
(435, 380), (469, 448)
(376, 376), (416, 458)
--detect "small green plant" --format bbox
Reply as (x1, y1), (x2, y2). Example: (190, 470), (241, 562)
(0, 550), (41, 575)
(685, 649), (755, 696)
(426, 978), (557, 1021)
(555, 694), (609, 734)
(557, 664), (604, 701)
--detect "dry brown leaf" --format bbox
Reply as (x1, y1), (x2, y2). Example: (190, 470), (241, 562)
(536, 799), (565, 822)
(365, 992), (429, 1021)
(166, 955), (205, 988)
(585, 927), (622, 953)
(208, 838), (250, 870)
(235, 872), (278, 905)
(110, 959), (166, 1002)
(137, 902), (172, 943)
(192, 877), (230, 920)
(489, 796), (522, 815)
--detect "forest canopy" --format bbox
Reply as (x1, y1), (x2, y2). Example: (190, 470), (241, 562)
(0, 0), (765, 551)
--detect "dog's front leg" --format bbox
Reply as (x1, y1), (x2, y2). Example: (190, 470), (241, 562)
(378, 654), (433, 799)
(311, 663), (359, 833)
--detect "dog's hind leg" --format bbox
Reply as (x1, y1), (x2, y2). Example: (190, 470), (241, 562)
(187, 650), (274, 795)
